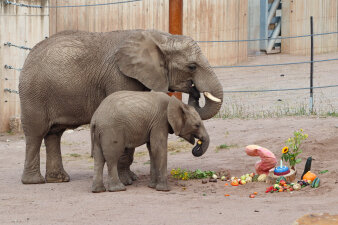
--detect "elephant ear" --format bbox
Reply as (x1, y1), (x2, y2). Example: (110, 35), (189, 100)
(116, 31), (168, 92)
(167, 96), (186, 136)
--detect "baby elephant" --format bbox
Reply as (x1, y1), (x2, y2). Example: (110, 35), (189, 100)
(90, 91), (209, 192)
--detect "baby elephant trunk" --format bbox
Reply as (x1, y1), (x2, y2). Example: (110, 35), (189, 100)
(192, 134), (210, 157)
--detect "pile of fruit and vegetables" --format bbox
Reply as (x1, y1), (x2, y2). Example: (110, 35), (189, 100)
(230, 173), (266, 186)
(170, 168), (321, 197)
(265, 171), (320, 193)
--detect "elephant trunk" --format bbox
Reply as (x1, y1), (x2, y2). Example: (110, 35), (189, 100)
(192, 131), (210, 157)
(189, 69), (223, 120)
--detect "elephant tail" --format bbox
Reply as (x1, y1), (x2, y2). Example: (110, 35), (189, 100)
(90, 123), (96, 158)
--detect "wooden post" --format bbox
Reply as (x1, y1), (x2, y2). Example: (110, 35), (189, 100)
(168, 0), (182, 100)
(309, 16), (314, 114)
(49, 0), (57, 35)
(169, 0), (183, 35)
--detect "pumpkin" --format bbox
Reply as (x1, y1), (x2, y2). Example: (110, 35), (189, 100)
(303, 171), (317, 181)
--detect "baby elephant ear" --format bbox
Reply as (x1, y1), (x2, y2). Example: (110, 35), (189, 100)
(167, 96), (184, 136)
(116, 31), (168, 92)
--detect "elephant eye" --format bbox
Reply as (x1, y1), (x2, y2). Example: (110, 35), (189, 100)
(188, 64), (197, 72)
(194, 124), (200, 129)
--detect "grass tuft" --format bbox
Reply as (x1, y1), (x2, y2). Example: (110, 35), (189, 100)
(69, 153), (81, 157)
(215, 143), (238, 153)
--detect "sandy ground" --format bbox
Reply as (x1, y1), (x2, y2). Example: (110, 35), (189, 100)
(1, 117), (338, 225)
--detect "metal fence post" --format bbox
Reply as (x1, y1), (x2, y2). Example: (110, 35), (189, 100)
(310, 16), (314, 113)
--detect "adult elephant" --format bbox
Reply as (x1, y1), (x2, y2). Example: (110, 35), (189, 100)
(19, 29), (223, 184)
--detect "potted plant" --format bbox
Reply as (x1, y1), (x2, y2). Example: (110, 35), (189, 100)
(281, 129), (308, 171)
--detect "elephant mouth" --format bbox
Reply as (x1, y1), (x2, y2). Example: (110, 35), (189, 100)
(180, 133), (202, 146)
(191, 135), (208, 157)
(188, 81), (221, 104)
(180, 134), (195, 145)
(192, 143), (203, 157)
(169, 81), (221, 104)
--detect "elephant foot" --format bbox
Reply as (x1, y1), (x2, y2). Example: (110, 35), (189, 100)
(108, 182), (126, 192)
(129, 170), (138, 181)
(45, 169), (70, 183)
(156, 183), (170, 192)
(148, 182), (156, 189)
(119, 169), (138, 185)
(21, 171), (45, 184)
(92, 183), (106, 193)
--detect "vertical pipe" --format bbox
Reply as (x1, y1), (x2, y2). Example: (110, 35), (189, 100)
(169, 0), (183, 35)
(168, 0), (183, 100)
(310, 16), (314, 113)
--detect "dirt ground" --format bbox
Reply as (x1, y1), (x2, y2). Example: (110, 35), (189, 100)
(1, 117), (338, 225)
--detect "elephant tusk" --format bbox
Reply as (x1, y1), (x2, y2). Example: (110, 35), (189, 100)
(203, 92), (221, 103)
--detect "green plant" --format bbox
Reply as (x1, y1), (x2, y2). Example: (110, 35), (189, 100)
(281, 129), (308, 170)
(215, 143), (237, 153)
(319, 170), (328, 174)
(326, 112), (338, 117)
(170, 168), (214, 180)
(218, 144), (230, 149)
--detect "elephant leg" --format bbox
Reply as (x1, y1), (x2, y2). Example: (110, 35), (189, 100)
(150, 133), (169, 192)
(44, 130), (70, 183)
(21, 136), (45, 184)
(91, 140), (106, 193)
(118, 148), (137, 185)
(102, 132), (126, 192)
(146, 142), (157, 188)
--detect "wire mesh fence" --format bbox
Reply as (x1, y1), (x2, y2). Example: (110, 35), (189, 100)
(3, 35), (338, 117)
(4, 0), (142, 8)
(213, 53), (338, 118)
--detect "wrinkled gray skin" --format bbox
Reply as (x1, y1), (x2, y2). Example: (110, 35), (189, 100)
(19, 29), (223, 184)
(91, 91), (209, 192)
